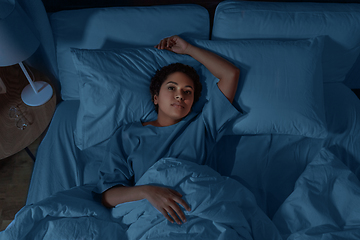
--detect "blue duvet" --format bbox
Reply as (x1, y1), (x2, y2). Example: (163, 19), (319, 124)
(0, 158), (281, 240)
(2, 149), (360, 239)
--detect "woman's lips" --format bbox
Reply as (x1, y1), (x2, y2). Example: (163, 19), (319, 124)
(171, 103), (184, 109)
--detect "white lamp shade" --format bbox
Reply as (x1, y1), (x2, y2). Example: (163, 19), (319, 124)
(0, 0), (40, 66)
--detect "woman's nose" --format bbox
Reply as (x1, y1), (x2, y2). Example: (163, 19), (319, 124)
(175, 92), (184, 100)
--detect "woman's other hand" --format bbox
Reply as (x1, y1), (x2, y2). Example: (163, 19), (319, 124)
(142, 185), (191, 224)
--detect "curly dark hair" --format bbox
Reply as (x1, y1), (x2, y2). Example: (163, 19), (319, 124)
(150, 63), (202, 112)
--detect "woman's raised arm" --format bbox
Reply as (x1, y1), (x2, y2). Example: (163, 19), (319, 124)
(155, 35), (240, 103)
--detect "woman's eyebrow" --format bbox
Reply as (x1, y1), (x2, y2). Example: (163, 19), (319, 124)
(166, 81), (178, 85)
(166, 81), (193, 89)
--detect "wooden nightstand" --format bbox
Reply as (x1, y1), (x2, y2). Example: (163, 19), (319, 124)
(0, 64), (56, 160)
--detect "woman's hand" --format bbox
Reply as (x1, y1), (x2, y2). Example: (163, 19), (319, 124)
(154, 35), (191, 55)
(102, 184), (191, 224)
(142, 185), (191, 224)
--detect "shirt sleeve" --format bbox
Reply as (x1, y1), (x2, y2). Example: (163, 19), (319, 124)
(201, 83), (241, 142)
(93, 128), (134, 195)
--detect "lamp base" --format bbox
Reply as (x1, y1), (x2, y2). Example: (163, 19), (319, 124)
(21, 81), (53, 106)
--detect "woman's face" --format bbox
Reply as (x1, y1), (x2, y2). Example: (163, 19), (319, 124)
(154, 71), (195, 125)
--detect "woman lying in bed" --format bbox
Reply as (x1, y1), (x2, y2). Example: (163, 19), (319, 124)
(94, 35), (240, 225)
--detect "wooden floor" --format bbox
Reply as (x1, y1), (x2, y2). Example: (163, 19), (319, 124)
(0, 138), (39, 231)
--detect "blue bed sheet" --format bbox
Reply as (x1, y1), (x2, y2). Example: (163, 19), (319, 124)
(26, 100), (106, 205)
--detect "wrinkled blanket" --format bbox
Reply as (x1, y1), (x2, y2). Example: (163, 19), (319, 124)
(0, 158), (281, 240)
(273, 149), (360, 240)
(3, 150), (360, 239)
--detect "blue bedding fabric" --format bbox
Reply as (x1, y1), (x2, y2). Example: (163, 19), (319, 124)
(2, 150), (360, 239)
(1, 158), (281, 240)
(273, 149), (360, 239)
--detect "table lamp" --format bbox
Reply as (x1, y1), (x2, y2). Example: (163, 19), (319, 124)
(0, 0), (53, 106)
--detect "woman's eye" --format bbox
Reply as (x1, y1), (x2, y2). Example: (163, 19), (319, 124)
(185, 90), (192, 95)
(168, 86), (174, 90)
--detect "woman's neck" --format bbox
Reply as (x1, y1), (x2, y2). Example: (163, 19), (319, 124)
(143, 118), (181, 127)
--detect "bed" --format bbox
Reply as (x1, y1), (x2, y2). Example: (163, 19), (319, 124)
(1, 0), (360, 239)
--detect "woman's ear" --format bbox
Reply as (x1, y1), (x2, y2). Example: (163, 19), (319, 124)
(153, 95), (158, 105)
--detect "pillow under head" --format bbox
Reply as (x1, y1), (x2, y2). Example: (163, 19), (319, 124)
(72, 48), (207, 150)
